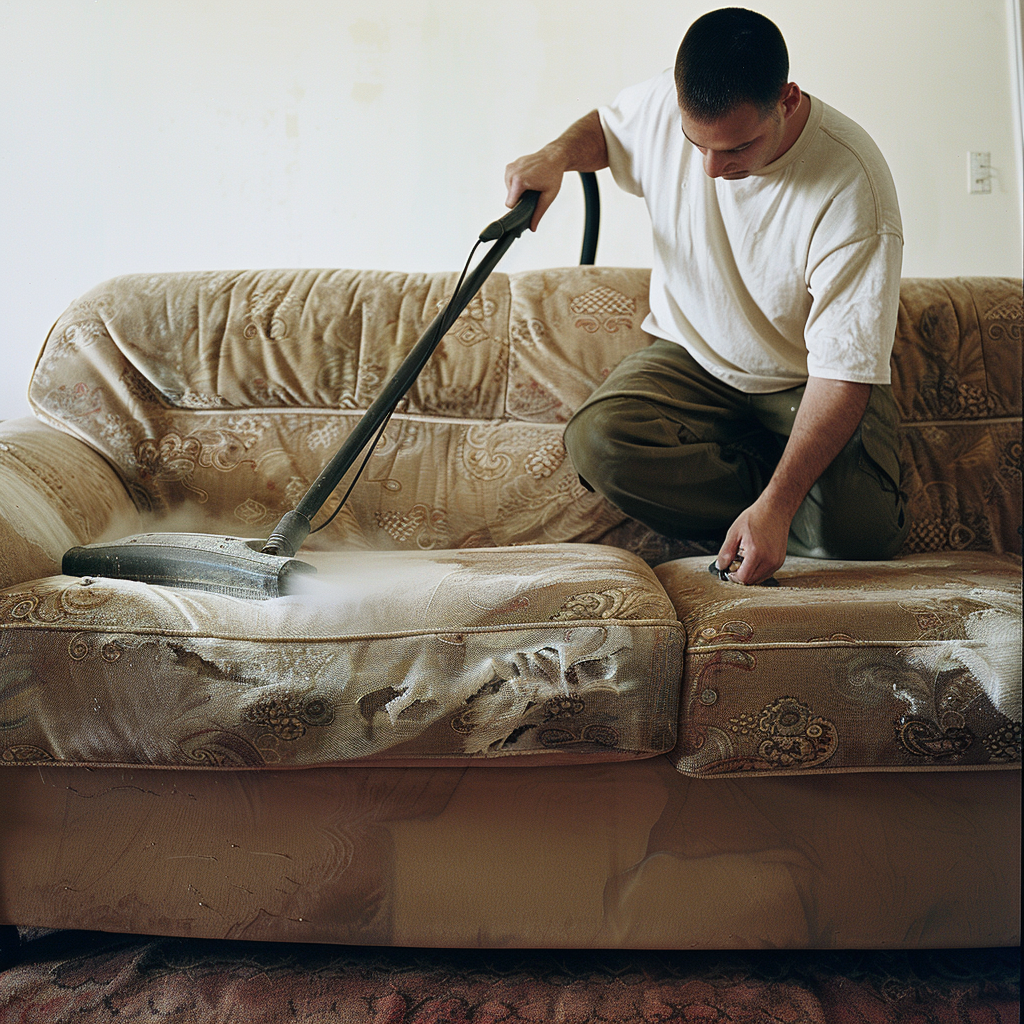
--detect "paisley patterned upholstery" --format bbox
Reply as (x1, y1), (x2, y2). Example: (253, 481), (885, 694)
(0, 546), (681, 767)
(658, 551), (1020, 775)
(26, 268), (639, 549)
(0, 268), (1020, 776)
(23, 269), (1022, 558)
(893, 278), (1022, 555)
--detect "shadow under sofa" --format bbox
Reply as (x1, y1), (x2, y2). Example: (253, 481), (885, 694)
(0, 267), (1019, 949)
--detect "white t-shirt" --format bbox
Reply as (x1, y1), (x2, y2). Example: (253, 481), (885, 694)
(599, 70), (903, 393)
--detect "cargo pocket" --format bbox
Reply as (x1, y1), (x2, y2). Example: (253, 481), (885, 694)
(858, 384), (909, 550)
(858, 384), (903, 495)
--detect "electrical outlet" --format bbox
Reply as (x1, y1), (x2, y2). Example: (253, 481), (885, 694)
(969, 152), (992, 194)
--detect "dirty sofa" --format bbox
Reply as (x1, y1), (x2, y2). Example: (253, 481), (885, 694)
(0, 267), (1020, 949)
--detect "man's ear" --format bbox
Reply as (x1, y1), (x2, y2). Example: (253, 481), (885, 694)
(780, 82), (803, 119)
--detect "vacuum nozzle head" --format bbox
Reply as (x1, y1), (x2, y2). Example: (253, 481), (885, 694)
(63, 533), (317, 600)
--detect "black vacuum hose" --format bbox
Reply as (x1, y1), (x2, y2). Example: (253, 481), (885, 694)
(579, 171), (600, 265)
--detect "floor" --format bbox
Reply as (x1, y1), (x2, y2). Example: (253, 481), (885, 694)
(0, 928), (1019, 1023)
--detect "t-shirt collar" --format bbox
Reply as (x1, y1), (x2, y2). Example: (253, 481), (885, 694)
(752, 94), (822, 176)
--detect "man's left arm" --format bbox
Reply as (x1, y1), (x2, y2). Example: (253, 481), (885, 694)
(716, 376), (871, 585)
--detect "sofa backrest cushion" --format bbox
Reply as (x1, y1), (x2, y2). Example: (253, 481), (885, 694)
(28, 269), (1022, 556)
(894, 278), (1021, 556)
(27, 269), (648, 554)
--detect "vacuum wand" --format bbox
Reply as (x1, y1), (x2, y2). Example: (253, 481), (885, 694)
(61, 189), (546, 599)
(478, 190), (538, 241)
(262, 190), (540, 558)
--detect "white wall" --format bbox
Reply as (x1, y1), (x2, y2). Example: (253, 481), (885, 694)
(2, 0), (1021, 419)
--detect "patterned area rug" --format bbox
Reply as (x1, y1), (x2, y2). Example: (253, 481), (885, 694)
(0, 930), (1019, 1023)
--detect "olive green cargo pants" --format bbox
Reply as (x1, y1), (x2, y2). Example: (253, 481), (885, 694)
(563, 340), (909, 559)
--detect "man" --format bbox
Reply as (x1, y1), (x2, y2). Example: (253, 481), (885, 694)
(504, 7), (909, 585)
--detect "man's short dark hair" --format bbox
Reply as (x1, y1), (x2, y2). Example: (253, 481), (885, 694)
(674, 8), (789, 122)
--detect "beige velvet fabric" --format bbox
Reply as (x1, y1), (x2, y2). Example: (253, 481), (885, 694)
(0, 545), (681, 768)
(0, 418), (139, 586)
(24, 270), (1022, 558)
(26, 269), (644, 551)
(656, 552), (1021, 776)
(3, 269), (1021, 776)
(0, 760), (1017, 949)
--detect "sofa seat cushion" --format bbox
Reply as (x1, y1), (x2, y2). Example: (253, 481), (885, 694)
(655, 552), (1021, 776)
(0, 544), (682, 769)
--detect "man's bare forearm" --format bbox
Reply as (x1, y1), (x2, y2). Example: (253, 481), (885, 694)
(505, 111), (608, 230)
(761, 377), (871, 518)
(718, 376), (872, 584)
(544, 110), (610, 174)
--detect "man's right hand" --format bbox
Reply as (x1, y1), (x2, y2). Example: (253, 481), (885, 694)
(503, 110), (609, 233)
(504, 146), (568, 233)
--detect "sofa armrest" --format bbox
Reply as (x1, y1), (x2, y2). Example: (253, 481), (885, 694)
(0, 418), (140, 588)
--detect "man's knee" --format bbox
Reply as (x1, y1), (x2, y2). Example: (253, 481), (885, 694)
(564, 400), (636, 498)
(788, 471), (909, 560)
(789, 509), (908, 560)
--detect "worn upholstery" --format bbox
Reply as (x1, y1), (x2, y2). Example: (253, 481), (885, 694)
(0, 418), (139, 586)
(8, 269), (704, 768)
(26, 269), (639, 551)
(0, 545), (681, 767)
(658, 552), (1020, 776)
(5, 268), (1019, 776)
(24, 269), (1022, 557)
(0, 267), (1020, 949)
(893, 278), (1021, 555)
(0, 760), (1017, 948)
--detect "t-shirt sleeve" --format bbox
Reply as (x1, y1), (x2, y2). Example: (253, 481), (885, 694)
(598, 73), (670, 199)
(804, 231), (903, 385)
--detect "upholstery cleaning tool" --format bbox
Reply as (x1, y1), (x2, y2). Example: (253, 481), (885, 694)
(63, 176), (601, 599)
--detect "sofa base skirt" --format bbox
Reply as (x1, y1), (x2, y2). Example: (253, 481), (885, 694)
(0, 759), (1018, 949)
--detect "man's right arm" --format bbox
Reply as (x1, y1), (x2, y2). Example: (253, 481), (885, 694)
(504, 110), (609, 232)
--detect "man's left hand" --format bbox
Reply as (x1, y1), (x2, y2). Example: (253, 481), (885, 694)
(713, 377), (873, 586)
(715, 494), (791, 585)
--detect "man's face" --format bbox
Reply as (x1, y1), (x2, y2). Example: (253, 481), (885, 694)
(678, 100), (787, 180)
